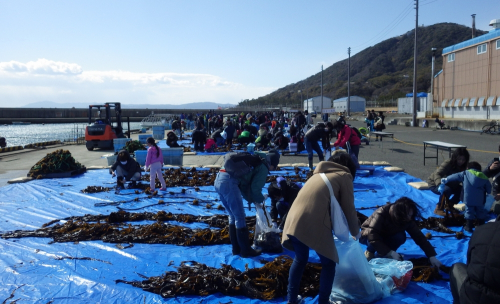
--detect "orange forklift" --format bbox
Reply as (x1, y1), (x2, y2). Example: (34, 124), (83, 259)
(85, 102), (127, 151)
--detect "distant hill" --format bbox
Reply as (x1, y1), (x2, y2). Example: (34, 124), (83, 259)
(22, 101), (237, 109)
(242, 23), (487, 106)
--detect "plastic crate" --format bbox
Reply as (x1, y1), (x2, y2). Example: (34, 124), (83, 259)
(161, 148), (183, 166)
(134, 150), (148, 166)
(152, 126), (165, 139)
(106, 154), (117, 166)
(138, 134), (150, 144)
(113, 138), (131, 152)
(289, 143), (298, 152)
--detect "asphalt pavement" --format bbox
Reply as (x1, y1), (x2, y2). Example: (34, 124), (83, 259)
(1, 122), (498, 187)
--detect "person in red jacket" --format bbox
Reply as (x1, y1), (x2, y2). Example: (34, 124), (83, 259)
(332, 119), (361, 159)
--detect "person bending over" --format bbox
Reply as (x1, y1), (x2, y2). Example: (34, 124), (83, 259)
(282, 150), (360, 304)
(360, 197), (443, 269)
(304, 122), (334, 170)
(268, 176), (301, 230)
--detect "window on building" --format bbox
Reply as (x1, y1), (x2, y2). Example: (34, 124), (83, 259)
(447, 53), (455, 62)
(477, 43), (487, 54)
(497, 39), (500, 50)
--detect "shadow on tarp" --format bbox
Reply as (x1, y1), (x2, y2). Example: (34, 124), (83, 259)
(0, 168), (458, 303)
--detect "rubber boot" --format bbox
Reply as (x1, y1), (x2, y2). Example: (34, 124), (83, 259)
(464, 220), (474, 233)
(236, 227), (261, 257)
(308, 159), (314, 170)
(228, 224), (240, 255)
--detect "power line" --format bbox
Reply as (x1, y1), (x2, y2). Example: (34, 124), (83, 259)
(351, 0), (413, 51)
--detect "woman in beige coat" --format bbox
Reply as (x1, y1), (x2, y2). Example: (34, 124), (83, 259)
(282, 151), (360, 304)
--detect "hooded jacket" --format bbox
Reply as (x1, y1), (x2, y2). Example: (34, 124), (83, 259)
(282, 161), (359, 263)
(447, 169), (492, 206)
(110, 150), (141, 180)
(333, 125), (361, 148)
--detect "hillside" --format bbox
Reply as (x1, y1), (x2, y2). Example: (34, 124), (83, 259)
(242, 23), (486, 107)
(22, 101), (236, 109)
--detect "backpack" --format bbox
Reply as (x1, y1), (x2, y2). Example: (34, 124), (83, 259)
(350, 126), (363, 139)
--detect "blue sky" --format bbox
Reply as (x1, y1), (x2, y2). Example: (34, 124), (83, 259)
(0, 0), (498, 107)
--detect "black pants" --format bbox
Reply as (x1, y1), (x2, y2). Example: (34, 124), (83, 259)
(450, 263), (467, 304)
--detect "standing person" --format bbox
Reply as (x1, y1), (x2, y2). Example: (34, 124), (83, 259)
(331, 119), (361, 159)
(110, 150), (142, 189)
(427, 147), (469, 215)
(224, 121), (236, 149)
(374, 111), (386, 141)
(304, 122), (335, 170)
(365, 110), (374, 131)
(443, 161), (491, 232)
(282, 151), (360, 304)
(214, 153), (279, 258)
(144, 137), (166, 191)
(449, 215), (500, 304)
(360, 197), (443, 268)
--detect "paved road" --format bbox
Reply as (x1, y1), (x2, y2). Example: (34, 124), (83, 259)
(1, 122), (498, 187)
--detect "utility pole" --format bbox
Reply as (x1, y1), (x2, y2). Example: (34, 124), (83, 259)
(430, 47), (436, 97)
(347, 47), (351, 117)
(321, 65), (323, 115)
(412, 0), (419, 127)
(472, 14), (476, 38)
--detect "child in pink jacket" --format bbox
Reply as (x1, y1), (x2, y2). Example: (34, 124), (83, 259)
(145, 137), (166, 191)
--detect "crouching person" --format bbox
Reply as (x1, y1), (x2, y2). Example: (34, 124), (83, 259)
(110, 150), (142, 189)
(360, 197), (443, 268)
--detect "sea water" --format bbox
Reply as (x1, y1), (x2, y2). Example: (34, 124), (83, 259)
(0, 123), (143, 147)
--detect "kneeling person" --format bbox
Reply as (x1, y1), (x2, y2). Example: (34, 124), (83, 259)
(268, 176), (301, 229)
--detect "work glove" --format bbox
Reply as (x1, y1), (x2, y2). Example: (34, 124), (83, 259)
(429, 256), (443, 268)
(387, 250), (403, 261)
(438, 183), (445, 194)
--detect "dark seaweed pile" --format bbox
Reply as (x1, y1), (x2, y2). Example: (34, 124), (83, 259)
(28, 149), (84, 178)
(116, 256), (321, 300)
(409, 257), (451, 283)
(1, 211), (256, 246)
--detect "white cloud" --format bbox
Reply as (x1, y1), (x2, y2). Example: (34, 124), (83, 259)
(0, 59), (83, 75)
(0, 59), (275, 106)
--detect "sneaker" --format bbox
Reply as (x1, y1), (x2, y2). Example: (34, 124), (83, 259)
(364, 250), (375, 261)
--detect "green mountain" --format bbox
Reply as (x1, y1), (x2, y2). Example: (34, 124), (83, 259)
(242, 23), (486, 107)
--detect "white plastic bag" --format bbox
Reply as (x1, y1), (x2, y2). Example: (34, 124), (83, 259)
(253, 204), (282, 253)
(319, 173), (349, 242)
(221, 130), (227, 139)
(369, 258), (413, 295)
(330, 238), (385, 303)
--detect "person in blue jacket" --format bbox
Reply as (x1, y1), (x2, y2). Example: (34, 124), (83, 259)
(443, 161), (492, 232)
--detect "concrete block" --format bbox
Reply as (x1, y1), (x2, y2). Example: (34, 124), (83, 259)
(8, 176), (34, 184)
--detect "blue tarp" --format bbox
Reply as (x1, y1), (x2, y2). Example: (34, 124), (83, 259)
(0, 167), (468, 303)
(405, 93), (428, 97)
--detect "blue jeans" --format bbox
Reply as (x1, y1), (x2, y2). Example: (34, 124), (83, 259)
(365, 231), (406, 254)
(214, 172), (247, 229)
(465, 205), (487, 221)
(287, 236), (336, 304)
(305, 137), (324, 161)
